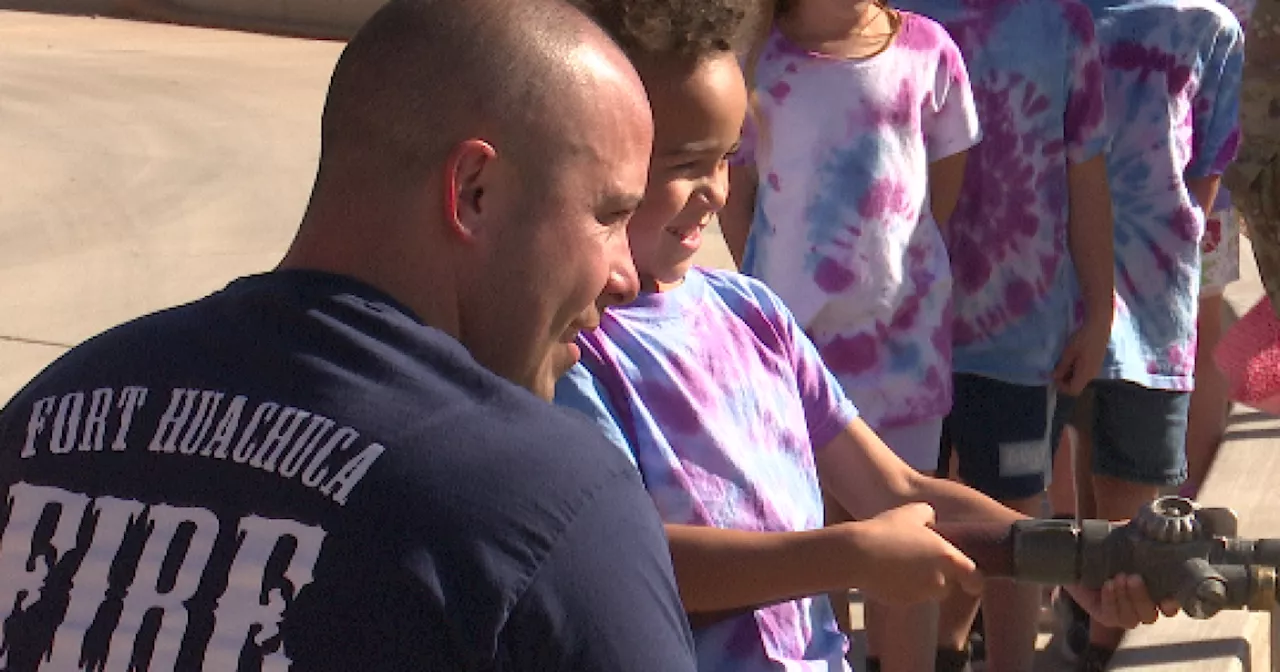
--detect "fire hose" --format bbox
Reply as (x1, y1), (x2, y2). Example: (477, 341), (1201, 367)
(687, 495), (1279, 628)
(935, 495), (1279, 618)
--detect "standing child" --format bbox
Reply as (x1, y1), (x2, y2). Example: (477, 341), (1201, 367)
(888, 0), (1115, 666)
(1182, 0), (1255, 499)
(719, 0), (981, 669)
(1063, 0), (1244, 665)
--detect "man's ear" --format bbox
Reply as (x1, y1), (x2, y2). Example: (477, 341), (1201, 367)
(442, 138), (499, 241)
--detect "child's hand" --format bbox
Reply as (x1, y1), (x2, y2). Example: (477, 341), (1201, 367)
(848, 503), (984, 605)
(1063, 575), (1180, 629)
(1053, 316), (1111, 394)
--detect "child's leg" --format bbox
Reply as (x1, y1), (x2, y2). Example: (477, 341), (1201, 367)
(1185, 209), (1239, 496)
(864, 601), (939, 672)
(864, 419), (944, 672)
(1184, 291), (1228, 497)
(938, 374), (1059, 672)
(1047, 395), (1080, 517)
(1085, 381), (1190, 655)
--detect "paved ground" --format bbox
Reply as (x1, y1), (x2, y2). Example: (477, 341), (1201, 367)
(0, 10), (736, 405)
(0, 11), (337, 402)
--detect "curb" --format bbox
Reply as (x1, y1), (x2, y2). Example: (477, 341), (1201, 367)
(1, 0), (378, 40)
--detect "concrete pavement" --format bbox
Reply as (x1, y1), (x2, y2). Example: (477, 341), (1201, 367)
(0, 10), (740, 405)
(0, 11), (344, 402)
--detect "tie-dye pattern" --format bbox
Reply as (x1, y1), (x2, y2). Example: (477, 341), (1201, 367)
(1082, 0), (1244, 389)
(1209, 0), (1255, 212)
(895, 0), (1110, 385)
(735, 14), (981, 429)
(555, 268), (858, 672)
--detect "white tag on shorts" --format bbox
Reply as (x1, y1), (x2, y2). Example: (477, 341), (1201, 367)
(998, 439), (1050, 478)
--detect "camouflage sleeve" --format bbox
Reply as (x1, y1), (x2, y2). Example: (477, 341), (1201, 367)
(1229, 0), (1280, 312)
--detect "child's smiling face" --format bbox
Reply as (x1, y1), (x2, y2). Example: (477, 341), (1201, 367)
(629, 52), (748, 291)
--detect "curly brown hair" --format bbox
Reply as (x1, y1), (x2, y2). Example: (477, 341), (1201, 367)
(569, 0), (769, 62)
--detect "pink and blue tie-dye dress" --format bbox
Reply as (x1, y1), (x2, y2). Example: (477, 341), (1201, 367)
(735, 13), (982, 429)
(1082, 0), (1244, 389)
(555, 268), (859, 672)
(895, 0), (1111, 385)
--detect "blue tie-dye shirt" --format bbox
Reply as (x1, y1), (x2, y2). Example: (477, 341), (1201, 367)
(555, 268), (859, 672)
(735, 14), (982, 429)
(895, 0), (1111, 386)
(1082, 0), (1244, 389)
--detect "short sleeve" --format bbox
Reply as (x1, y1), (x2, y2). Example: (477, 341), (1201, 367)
(497, 470), (698, 672)
(746, 281), (860, 449)
(554, 363), (637, 467)
(1187, 16), (1245, 178)
(1062, 0), (1111, 163)
(923, 29), (982, 161)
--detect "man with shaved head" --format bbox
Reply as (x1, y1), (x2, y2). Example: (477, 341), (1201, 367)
(0, 0), (699, 669)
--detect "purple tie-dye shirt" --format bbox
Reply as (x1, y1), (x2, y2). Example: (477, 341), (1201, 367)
(736, 13), (982, 429)
(1082, 0), (1244, 389)
(554, 268), (858, 672)
(895, 0), (1110, 385)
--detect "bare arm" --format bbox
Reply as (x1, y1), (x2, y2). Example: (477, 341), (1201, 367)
(1053, 154), (1117, 393)
(721, 163), (759, 268)
(1067, 155), (1116, 327)
(1187, 175), (1223, 224)
(668, 421), (995, 613)
(814, 418), (1020, 526)
(816, 419), (1177, 627)
(665, 523), (859, 613)
(928, 150), (969, 229)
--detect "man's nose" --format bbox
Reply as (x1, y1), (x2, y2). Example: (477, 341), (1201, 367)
(600, 236), (640, 307)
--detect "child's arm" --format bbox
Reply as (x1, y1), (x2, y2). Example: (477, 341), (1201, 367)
(1188, 175), (1224, 223)
(928, 150), (968, 228)
(816, 418), (1017, 525)
(1053, 154), (1116, 394)
(1052, 4), (1114, 394)
(815, 418), (1177, 628)
(721, 163), (759, 267)
(665, 505), (981, 614)
(555, 355), (977, 614)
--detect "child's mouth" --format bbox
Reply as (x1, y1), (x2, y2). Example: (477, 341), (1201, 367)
(667, 217), (710, 248)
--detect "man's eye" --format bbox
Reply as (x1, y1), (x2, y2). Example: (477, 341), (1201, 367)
(599, 211), (634, 227)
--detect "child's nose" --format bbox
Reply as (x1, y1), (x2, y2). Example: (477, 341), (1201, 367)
(704, 163), (731, 211)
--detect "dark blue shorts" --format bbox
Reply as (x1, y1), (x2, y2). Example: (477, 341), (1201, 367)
(944, 374), (1065, 501)
(1062, 380), (1189, 486)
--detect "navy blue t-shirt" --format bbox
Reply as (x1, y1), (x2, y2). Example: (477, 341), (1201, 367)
(0, 270), (696, 671)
